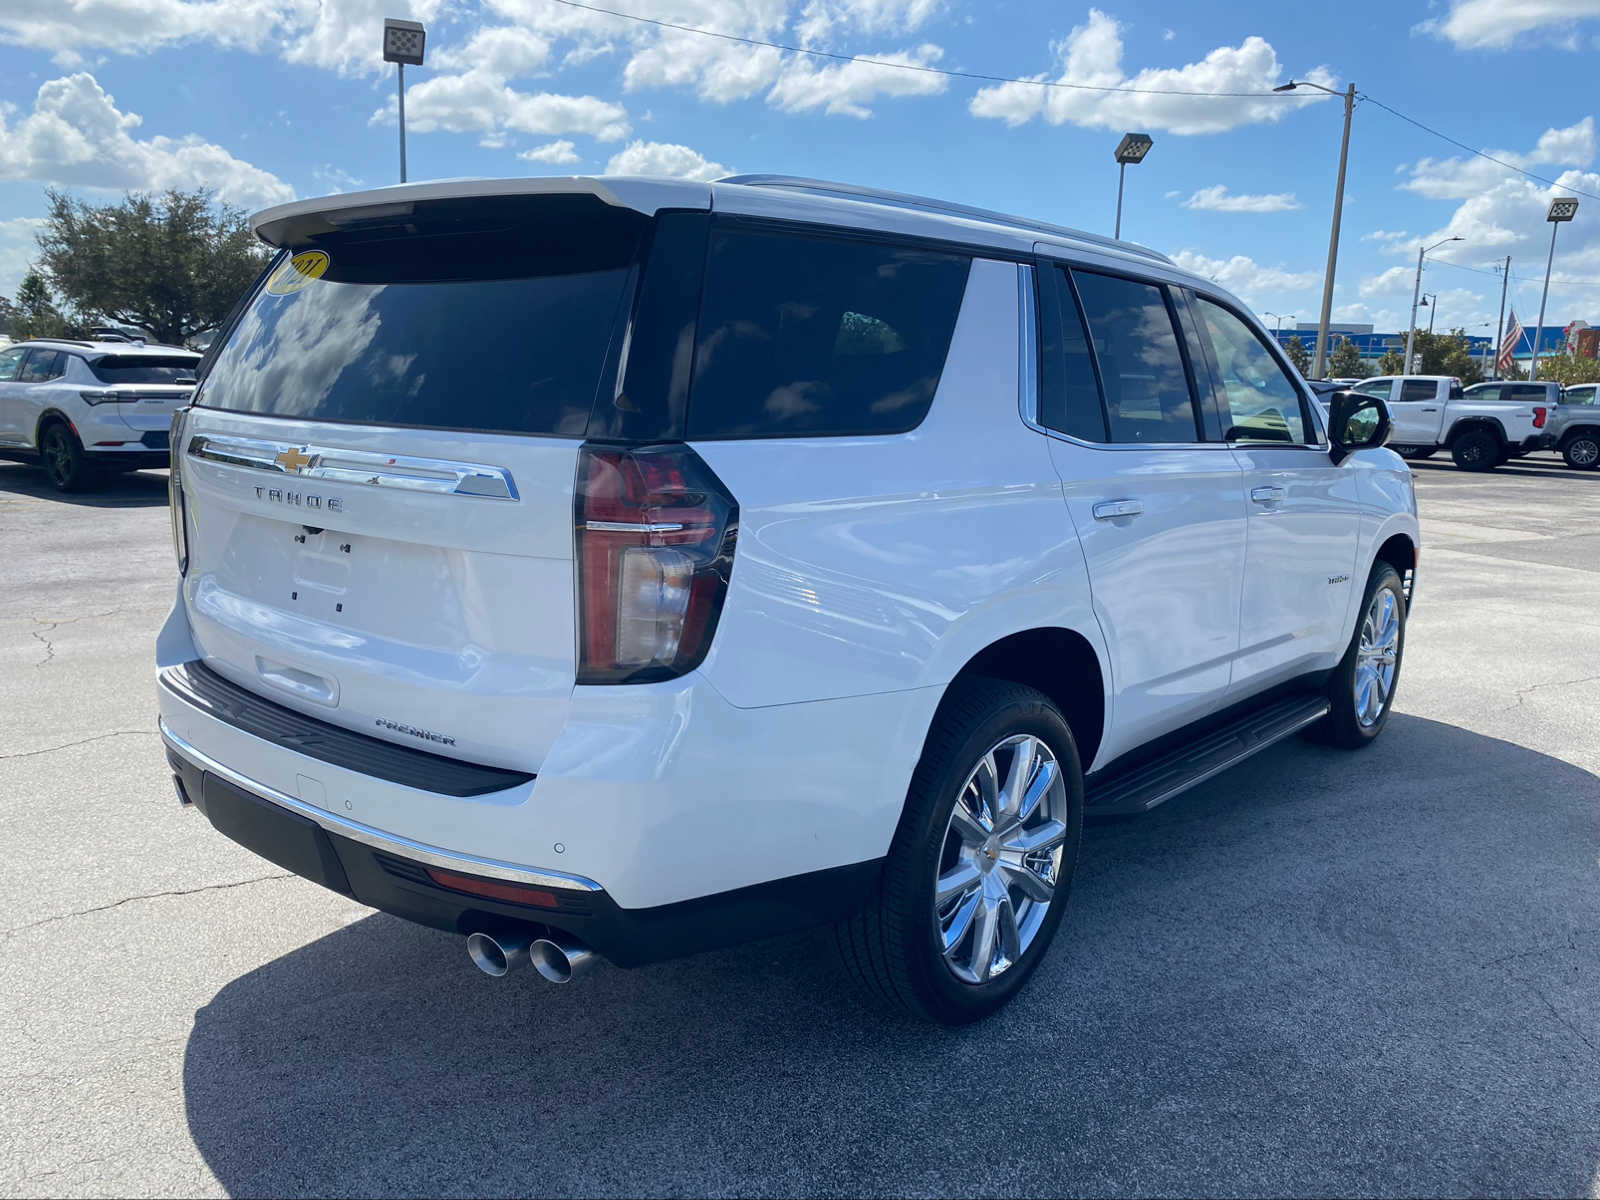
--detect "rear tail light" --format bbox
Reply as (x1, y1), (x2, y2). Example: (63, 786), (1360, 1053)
(169, 408), (189, 576)
(79, 390), (132, 405)
(574, 443), (737, 684)
(1533, 406), (1548, 428)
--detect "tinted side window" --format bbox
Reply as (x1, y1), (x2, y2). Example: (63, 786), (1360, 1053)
(1071, 270), (1198, 444)
(1037, 266), (1108, 441)
(18, 350), (64, 383)
(1568, 387), (1597, 405)
(1399, 380), (1438, 403)
(1468, 385), (1501, 402)
(0, 347), (25, 381)
(687, 229), (970, 439)
(1507, 384), (1545, 400)
(1353, 379), (1392, 398)
(1193, 296), (1307, 443)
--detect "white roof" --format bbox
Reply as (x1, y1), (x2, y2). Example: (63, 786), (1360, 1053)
(23, 338), (197, 358)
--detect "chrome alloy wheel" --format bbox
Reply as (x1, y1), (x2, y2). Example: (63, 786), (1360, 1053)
(934, 734), (1068, 984)
(1355, 588), (1401, 727)
(1570, 437), (1599, 467)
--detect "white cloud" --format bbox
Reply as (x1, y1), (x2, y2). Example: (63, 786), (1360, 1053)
(795, 0), (941, 45)
(376, 71), (631, 141)
(1359, 266), (1416, 298)
(623, 31), (785, 104)
(0, 73), (293, 209)
(0, 216), (45, 299)
(767, 45), (947, 117)
(1400, 118), (1595, 201)
(1418, 0), (1600, 49)
(0, 0), (445, 76)
(604, 139), (729, 180)
(1170, 250), (1318, 302)
(1182, 184), (1300, 212)
(520, 139), (580, 165)
(969, 9), (1335, 135)
(432, 25), (554, 77)
(1162, 27), (1175, 40)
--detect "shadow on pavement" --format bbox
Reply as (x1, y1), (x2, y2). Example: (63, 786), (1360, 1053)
(0, 461), (169, 507)
(182, 715), (1600, 1198)
(1410, 457), (1600, 482)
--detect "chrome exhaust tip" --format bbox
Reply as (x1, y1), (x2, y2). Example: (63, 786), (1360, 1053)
(466, 930), (534, 977)
(529, 936), (596, 984)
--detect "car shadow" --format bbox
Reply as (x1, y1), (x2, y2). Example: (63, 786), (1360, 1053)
(182, 715), (1600, 1198)
(0, 460), (170, 507)
(1409, 457), (1600, 482)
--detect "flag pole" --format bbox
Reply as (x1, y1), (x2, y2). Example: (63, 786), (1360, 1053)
(1493, 256), (1510, 381)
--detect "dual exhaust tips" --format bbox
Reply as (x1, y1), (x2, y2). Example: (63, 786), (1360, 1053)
(466, 929), (594, 984)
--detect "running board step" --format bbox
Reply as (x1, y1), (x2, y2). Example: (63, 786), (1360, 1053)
(1085, 694), (1330, 815)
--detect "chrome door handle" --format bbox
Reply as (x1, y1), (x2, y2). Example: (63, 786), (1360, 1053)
(1420, 406), (1438, 412)
(1250, 486), (1287, 504)
(1093, 499), (1144, 520)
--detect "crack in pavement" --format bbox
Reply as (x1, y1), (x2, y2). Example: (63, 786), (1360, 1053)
(1501, 673), (1600, 711)
(26, 610), (130, 667)
(1522, 980), (1599, 1057)
(0, 730), (152, 760)
(2, 873), (295, 940)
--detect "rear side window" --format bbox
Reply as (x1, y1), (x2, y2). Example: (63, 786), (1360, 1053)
(1399, 380), (1438, 403)
(1037, 266), (1108, 441)
(1354, 379), (1391, 398)
(686, 228), (970, 439)
(90, 355), (199, 384)
(18, 350), (65, 382)
(198, 194), (646, 435)
(1507, 384), (1545, 400)
(1071, 270), (1199, 444)
(0, 346), (24, 381)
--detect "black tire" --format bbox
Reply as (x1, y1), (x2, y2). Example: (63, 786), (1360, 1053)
(1314, 562), (1406, 749)
(1450, 428), (1502, 471)
(1562, 432), (1600, 470)
(1396, 446), (1435, 460)
(38, 422), (99, 493)
(836, 678), (1084, 1025)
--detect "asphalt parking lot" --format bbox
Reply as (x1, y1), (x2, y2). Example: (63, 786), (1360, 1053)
(2, 453), (1597, 1199)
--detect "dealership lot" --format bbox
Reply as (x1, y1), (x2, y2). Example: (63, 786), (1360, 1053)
(1, 457), (1597, 1198)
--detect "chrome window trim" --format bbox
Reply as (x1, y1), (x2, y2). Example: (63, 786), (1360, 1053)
(185, 433), (520, 500)
(160, 721), (602, 892)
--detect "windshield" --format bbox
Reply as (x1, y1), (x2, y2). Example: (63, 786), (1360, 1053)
(197, 195), (646, 436)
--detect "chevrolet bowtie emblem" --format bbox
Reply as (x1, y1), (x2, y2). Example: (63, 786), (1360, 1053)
(275, 447), (313, 472)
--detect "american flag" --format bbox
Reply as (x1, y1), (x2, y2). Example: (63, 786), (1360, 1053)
(1498, 308), (1525, 372)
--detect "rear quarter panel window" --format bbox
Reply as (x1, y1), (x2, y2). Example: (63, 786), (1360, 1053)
(685, 228), (971, 439)
(1071, 270), (1199, 444)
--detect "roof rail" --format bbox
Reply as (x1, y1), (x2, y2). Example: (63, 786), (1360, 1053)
(719, 174), (1173, 265)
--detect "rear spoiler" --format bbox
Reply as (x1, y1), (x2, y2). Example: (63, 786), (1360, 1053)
(250, 176), (711, 248)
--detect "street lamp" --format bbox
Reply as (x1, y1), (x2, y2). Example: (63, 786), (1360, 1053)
(1406, 236), (1462, 370)
(1530, 196), (1579, 382)
(1274, 78), (1356, 378)
(382, 18), (426, 183)
(1421, 292), (1438, 335)
(1113, 132), (1153, 240)
(1264, 311), (1296, 335)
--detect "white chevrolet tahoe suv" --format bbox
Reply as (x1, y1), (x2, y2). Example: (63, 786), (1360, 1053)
(0, 338), (199, 490)
(157, 176), (1418, 1024)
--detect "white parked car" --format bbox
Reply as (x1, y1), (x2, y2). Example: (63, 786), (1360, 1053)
(157, 176), (1418, 1023)
(0, 338), (198, 490)
(1348, 375), (1549, 470)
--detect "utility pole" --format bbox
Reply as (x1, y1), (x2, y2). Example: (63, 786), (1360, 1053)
(1492, 256), (1510, 381)
(1271, 79), (1355, 378)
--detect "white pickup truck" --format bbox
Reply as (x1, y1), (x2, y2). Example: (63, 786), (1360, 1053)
(1348, 375), (1550, 471)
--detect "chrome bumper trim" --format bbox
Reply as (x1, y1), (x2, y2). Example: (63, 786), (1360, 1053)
(159, 720), (602, 893)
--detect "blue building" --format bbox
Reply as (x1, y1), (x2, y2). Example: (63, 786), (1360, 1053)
(1268, 323), (1573, 374)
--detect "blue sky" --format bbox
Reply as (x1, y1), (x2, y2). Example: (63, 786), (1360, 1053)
(5, 0), (1600, 342)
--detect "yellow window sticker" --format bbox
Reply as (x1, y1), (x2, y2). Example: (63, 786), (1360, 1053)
(267, 250), (331, 296)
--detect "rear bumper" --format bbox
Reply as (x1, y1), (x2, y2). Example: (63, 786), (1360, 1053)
(163, 722), (880, 966)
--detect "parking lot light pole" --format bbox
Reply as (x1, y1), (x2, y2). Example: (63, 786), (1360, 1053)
(1265, 311), (1295, 335)
(1406, 236), (1462, 371)
(1531, 197), (1579, 382)
(382, 18), (426, 183)
(1113, 132), (1153, 240)
(1274, 79), (1354, 378)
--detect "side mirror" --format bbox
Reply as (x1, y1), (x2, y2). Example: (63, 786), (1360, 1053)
(1328, 391), (1392, 463)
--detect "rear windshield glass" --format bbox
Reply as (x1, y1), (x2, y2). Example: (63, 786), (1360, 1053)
(198, 195), (645, 436)
(686, 227), (971, 439)
(90, 355), (199, 384)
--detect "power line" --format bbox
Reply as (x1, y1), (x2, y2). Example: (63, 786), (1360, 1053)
(543, 0), (1304, 98)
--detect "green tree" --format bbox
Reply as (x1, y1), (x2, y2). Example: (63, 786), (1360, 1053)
(1529, 350), (1600, 385)
(1328, 336), (1365, 378)
(11, 270), (84, 340)
(1377, 348), (1405, 375)
(36, 187), (269, 346)
(1402, 328), (1484, 385)
(0, 295), (15, 337)
(1284, 335), (1311, 375)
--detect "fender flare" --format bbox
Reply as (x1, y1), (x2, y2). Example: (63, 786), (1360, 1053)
(1444, 416), (1509, 447)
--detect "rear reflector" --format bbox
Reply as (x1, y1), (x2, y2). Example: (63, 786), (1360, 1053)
(424, 866), (559, 909)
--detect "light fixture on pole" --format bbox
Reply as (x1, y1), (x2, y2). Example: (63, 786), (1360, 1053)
(1274, 78), (1356, 379)
(1405, 235), (1462, 370)
(1530, 196), (1579, 382)
(1264, 311), (1296, 336)
(1421, 292), (1438, 335)
(382, 18), (426, 183)
(1113, 132), (1153, 240)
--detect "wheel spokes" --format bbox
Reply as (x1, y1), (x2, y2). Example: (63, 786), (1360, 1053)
(998, 736), (1037, 822)
(942, 888), (981, 954)
(1000, 818), (1067, 856)
(998, 860), (1054, 903)
(936, 860), (982, 907)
